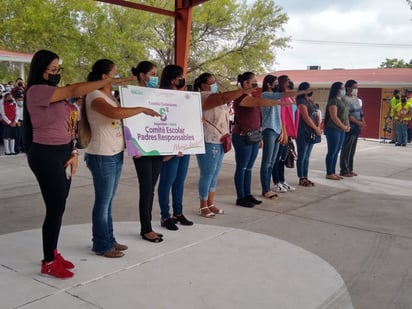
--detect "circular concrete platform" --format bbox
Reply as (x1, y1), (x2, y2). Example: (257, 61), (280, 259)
(0, 223), (353, 309)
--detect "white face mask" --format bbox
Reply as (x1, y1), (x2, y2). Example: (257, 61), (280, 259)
(351, 88), (358, 97)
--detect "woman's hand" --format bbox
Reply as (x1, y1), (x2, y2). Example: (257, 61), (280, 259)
(64, 155), (79, 177)
(315, 127), (322, 136)
(143, 108), (161, 117)
(110, 76), (136, 86)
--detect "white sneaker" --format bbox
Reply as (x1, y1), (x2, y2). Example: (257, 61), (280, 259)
(273, 184), (287, 193)
(281, 182), (295, 191)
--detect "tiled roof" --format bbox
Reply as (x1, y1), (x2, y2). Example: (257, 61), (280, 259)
(0, 49), (33, 63)
(257, 68), (412, 88)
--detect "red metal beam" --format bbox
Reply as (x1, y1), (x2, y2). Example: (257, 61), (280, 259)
(96, 0), (177, 17)
(95, 0), (210, 74)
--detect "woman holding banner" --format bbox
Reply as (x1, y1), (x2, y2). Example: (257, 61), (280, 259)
(130, 61), (165, 242)
(84, 59), (159, 257)
(157, 65), (194, 230)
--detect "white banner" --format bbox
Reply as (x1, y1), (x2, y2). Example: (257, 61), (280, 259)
(119, 85), (205, 156)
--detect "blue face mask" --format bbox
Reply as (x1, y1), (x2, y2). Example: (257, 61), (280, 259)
(146, 76), (158, 88)
(210, 83), (218, 93)
(339, 89), (346, 97)
(17, 100), (24, 107)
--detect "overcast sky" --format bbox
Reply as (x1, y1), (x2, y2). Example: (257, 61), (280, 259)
(271, 0), (412, 70)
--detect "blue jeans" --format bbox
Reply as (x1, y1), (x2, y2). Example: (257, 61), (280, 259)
(296, 133), (314, 178)
(232, 134), (259, 198)
(396, 122), (408, 145)
(196, 143), (224, 200)
(158, 155), (190, 219)
(85, 152), (123, 254)
(324, 126), (345, 175)
(260, 129), (280, 193)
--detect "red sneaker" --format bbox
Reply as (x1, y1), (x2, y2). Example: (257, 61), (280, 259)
(41, 259), (74, 279)
(54, 249), (75, 269)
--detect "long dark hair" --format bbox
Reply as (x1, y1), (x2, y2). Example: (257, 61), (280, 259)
(131, 61), (156, 82)
(24, 50), (60, 152)
(261, 74), (276, 92)
(88, 59), (115, 82)
(325, 81), (344, 125)
(327, 81), (343, 102)
(193, 72), (213, 91)
(276, 75), (289, 93)
(159, 64), (183, 89)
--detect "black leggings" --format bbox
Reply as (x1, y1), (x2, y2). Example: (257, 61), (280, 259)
(28, 143), (71, 262)
(133, 156), (163, 235)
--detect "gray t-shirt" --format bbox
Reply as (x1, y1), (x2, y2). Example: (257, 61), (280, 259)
(343, 95), (362, 121)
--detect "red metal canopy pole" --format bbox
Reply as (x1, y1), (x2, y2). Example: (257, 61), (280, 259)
(174, 0), (193, 74)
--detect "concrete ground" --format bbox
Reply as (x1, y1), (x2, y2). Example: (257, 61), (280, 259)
(0, 139), (411, 309)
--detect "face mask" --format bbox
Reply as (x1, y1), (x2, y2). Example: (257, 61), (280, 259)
(395, 95), (400, 100)
(307, 91), (313, 97)
(48, 74), (61, 86)
(7, 99), (14, 104)
(17, 100), (23, 107)
(339, 89), (346, 97)
(210, 83), (218, 93)
(146, 76), (158, 88)
(176, 78), (186, 89)
(351, 89), (358, 96)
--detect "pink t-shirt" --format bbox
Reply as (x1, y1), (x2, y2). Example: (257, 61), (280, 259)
(27, 84), (73, 145)
(280, 97), (299, 138)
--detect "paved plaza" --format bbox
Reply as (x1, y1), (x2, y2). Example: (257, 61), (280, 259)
(0, 139), (411, 309)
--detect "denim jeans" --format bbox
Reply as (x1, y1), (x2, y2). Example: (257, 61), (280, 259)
(196, 143), (224, 200)
(158, 155), (190, 219)
(396, 122), (408, 145)
(260, 129), (280, 193)
(85, 152), (123, 254)
(272, 143), (288, 184)
(296, 133), (314, 178)
(324, 126), (345, 175)
(232, 134), (259, 198)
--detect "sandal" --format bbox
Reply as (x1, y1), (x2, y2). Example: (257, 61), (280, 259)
(262, 191), (278, 199)
(208, 204), (224, 214)
(299, 178), (313, 187)
(198, 206), (215, 218)
(326, 174), (340, 180)
(306, 178), (315, 186)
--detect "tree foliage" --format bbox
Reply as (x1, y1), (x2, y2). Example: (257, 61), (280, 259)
(379, 58), (412, 68)
(0, 0), (289, 87)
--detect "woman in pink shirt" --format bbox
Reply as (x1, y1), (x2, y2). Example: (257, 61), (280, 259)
(25, 50), (132, 279)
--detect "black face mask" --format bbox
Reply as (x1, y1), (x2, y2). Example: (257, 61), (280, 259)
(48, 74), (61, 86)
(7, 99), (14, 103)
(395, 95), (400, 100)
(308, 91), (313, 97)
(176, 78), (186, 89)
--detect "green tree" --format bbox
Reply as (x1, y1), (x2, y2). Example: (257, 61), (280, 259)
(379, 58), (412, 68)
(0, 0), (289, 87)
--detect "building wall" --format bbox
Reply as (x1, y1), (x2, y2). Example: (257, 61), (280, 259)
(358, 88), (382, 138)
